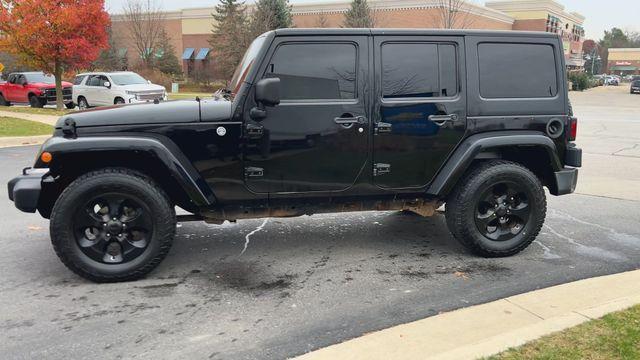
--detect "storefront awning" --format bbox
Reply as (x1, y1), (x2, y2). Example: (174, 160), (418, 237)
(182, 48), (195, 60)
(609, 65), (638, 71)
(195, 48), (211, 60)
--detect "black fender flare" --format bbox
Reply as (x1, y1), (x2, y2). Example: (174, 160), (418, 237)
(426, 131), (562, 197)
(40, 135), (215, 207)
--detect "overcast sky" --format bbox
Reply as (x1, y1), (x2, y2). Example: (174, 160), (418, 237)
(105, 0), (640, 41)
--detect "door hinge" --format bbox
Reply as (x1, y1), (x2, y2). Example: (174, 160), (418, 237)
(245, 122), (264, 139)
(244, 167), (264, 178)
(373, 163), (391, 177)
(375, 122), (392, 135)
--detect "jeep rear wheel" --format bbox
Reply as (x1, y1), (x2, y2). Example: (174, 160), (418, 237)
(50, 168), (176, 282)
(445, 160), (546, 257)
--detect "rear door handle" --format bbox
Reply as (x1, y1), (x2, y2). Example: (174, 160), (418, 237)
(428, 114), (458, 126)
(334, 116), (366, 126)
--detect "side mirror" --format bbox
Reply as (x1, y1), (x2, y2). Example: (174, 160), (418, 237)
(147, 80), (152, 84)
(104, 81), (111, 88)
(255, 78), (280, 107)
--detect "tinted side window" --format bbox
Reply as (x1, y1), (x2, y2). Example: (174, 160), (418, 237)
(266, 43), (357, 100)
(381, 43), (458, 98)
(74, 75), (87, 85)
(87, 76), (102, 86)
(478, 43), (557, 98)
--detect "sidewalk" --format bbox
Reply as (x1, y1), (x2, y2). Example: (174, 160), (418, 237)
(0, 110), (59, 126)
(296, 269), (640, 360)
(0, 110), (58, 148)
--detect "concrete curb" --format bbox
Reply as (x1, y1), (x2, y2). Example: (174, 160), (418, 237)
(296, 269), (640, 360)
(0, 135), (49, 148)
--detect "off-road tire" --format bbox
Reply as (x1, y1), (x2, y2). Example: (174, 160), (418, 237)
(65, 102), (76, 110)
(445, 160), (546, 257)
(115, 97), (125, 105)
(29, 95), (44, 108)
(50, 168), (176, 282)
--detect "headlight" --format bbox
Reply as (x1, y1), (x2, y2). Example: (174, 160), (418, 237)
(39, 88), (48, 94)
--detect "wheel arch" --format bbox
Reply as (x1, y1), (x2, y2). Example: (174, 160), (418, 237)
(427, 131), (563, 198)
(37, 136), (215, 217)
(114, 96), (125, 104)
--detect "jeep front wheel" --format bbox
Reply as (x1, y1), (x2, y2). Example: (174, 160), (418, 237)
(50, 168), (176, 282)
(445, 160), (546, 257)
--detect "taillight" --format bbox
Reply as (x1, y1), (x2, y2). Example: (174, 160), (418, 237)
(568, 117), (577, 141)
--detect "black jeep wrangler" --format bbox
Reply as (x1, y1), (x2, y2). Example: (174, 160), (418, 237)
(8, 29), (581, 282)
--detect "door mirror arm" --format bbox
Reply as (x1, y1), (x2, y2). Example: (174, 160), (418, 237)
(249, 106), (267, 120)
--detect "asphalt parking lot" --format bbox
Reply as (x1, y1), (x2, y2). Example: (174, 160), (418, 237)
(1, 86), (639, 359)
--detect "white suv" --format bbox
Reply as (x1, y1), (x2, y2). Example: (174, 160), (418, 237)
(72, 71), (167, 110)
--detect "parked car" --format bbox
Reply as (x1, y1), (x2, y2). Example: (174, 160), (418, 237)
(605, 76), (619, 86)
(8, 29), (581, 282)
(72, 71), (167, 110)
(631, 80), (640, 94)
(0, 72), (74, 108)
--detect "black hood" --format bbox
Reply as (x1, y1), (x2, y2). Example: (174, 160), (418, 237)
(55, 99), (232, 128)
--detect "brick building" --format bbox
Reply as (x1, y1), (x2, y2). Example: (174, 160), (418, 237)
(607, 48), (640, 75)
(111, 0), (585, 80)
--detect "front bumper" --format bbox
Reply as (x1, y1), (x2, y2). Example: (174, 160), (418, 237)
(7, 168), (49, 213)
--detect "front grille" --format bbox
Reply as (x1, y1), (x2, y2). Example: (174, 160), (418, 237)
(135, 92), (164, 101)
(44, 88), (72, 97)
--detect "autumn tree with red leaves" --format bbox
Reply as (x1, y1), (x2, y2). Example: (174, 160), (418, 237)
(0, 0), (110, 110)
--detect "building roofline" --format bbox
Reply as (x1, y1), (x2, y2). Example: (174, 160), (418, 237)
(485, 0), (585, 24)
(112, 0), (515, 25)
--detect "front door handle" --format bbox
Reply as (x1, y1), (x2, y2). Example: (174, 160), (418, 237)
(428, 114), (458, 126)
(334, 116), (366, 127)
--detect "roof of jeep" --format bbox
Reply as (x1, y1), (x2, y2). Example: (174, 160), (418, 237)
(273, 28), (560, 39)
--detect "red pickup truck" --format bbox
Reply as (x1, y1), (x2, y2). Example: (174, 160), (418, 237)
(0, 72), (74, 108)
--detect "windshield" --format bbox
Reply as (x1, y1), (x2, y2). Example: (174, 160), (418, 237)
(228, 35), (267, 97)
(110, 73), (149, 86)
(24, 73), (55, 84)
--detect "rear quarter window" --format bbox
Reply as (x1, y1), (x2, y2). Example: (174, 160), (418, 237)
(74, 75), (87, 85)
(478, 43), (558, 99)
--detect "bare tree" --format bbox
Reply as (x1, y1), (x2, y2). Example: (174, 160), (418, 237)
(430, 0), (477, 29)
(315, 12), (330, 28)
(123, 0), (166, 68)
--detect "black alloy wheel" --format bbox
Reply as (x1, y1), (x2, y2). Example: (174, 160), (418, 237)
(446, 160), (546, 258)
(50, 168), (176, 282)
(74, 193), (153, 265)
(474, 181), (531, 242)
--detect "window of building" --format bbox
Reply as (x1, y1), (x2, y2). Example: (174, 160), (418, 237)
(478, 43), (558, 99)
(381, 42), (458, 98)
(265, 43), (357, 100)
